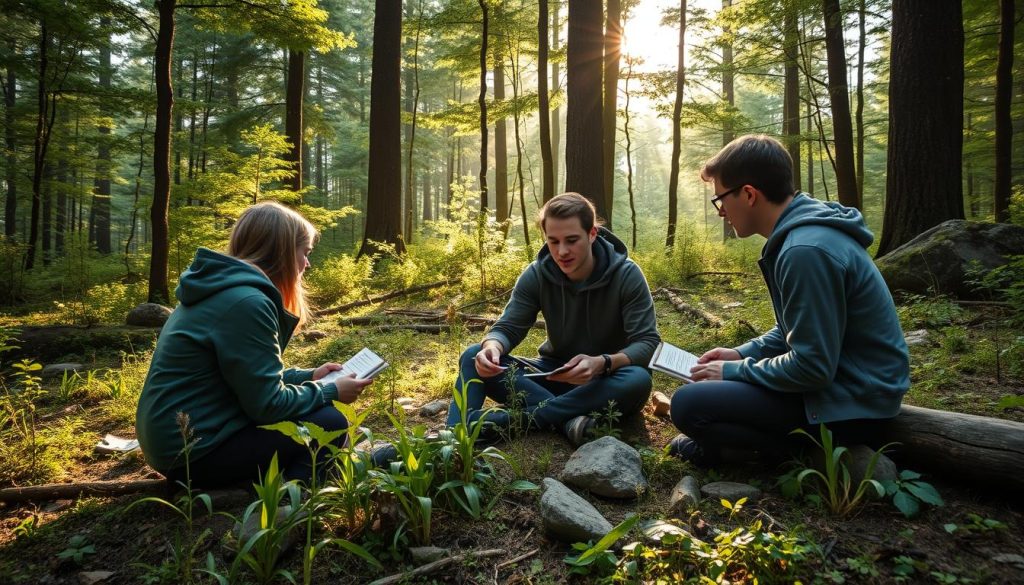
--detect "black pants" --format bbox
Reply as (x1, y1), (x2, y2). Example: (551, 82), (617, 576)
(669, 380), (882, 465)
(164, 405), (348, 489)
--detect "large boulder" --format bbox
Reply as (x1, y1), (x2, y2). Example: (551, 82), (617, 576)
(126, 303), (172, 327)
(876, 220), (1024, 299)
(560, 436), (649, 499)
(539, 478), (613, 543)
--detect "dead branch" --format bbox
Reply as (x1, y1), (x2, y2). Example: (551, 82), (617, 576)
(0, 479), (168, 504)
(496, 548), (539, 570)
(684, 271), (747, 279)
(457, 288), (514, 312)
(338, 311), (546, 331)
(654, 288), (723, 328)
(314, 280), (450, 317)
(952, 300), (1013, 308)
(367, 548), (506, 585)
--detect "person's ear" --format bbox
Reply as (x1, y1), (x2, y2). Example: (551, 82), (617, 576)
(589, 225), (598, 242)
(744, 185), (759, 207)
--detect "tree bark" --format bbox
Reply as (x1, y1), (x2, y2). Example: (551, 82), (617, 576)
(538, 0), (555, 203)
(783, 5), (801, 190)
(667, 0), (686, 249)
(602, 0), (621, 230)
(149, 0), (176, 304)
(721, 0), (734, 242)
(564, 0), (605, 217)
(551, 5), (561, 196)
(27, 21), (51, 270)
(822, 0), (859, 209)
(855, 0), (866, 201)
(993, 0), (1014, 223)
(477, 0), (489, 213)
(877, 0), (963, 257)
(4, 39), (16, 240)
(404, 0), (423, 242)
(358, 0), (404, 258)
(285, 49), (305, 192)
(94, 16), (112, 254)
(494, 34), (508, 223)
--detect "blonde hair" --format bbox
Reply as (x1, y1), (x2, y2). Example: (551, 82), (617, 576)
(228, 202), (319, 327)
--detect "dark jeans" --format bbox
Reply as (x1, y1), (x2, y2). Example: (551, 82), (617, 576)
(669, 380), (882, 465)
(165, 405), (349, 489)
(446, 343), (652, 431)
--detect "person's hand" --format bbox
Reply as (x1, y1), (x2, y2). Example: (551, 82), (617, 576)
(333, 373), (373, 404)
(689, 360), (725, 381)
(312, 362), (343, 381)
(549, 354), (603, 385)
(698, 347), (740, 363)
(474, 343), (505, 378)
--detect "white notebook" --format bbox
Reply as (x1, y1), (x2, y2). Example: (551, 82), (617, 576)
(320, 347), (389, 383)
(648, 341), (699, 382)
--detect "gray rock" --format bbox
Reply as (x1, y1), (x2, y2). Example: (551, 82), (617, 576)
(409, 546), (449, 564)
(669, 476), (701, 514)
(206, 488), (252, 511)
(540, 478), (613, 543)
(876, 220), (1024, 299)
(640, 519), (691, 543)
(234, 505), (307, 553)
(419, 399), (448, 417)
(561, 436), (649, 499)
(126, 303), (172, 327)
(904, 329), (931, 346)
(700, 481), (762, 503)
(845, 445), (898, 488)
(992, 553), (1024, 569)
(42, 363), (84, 379)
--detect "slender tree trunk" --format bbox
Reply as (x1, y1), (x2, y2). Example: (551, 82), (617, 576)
(602, 0), (621, 230)
(877, 0), (963, 257)
(55, 135), (66, 254)
(149, 0), (176, 304)
(807, 98), (814, 194)
(94, 17), (112, 254)
(855, 0), (865, 201)
(42, 163), (51, 264)
(358, 0), (404, 258)
(422, 167), (432, 221)
(315, 62), (324, 194)
(187, 50), (198, 182)
(551, 4), (561, 196)
(565, 0), (605, 216)
(784, 5), (801, 190)
(623, 60), (636, 250)
(173, 56), (182, 186)
(3, 39), (16, 240)
(404, 0), (423, 242)
(200, 43), (214, 174)
(477, 0), (489, 213)
(506, 35), (530, 255)
(822, 0), (859, 209)
(721, 0), (734, 241)
(494, 41), (508, 223)
(285, 49), (305, 192)
(667, 0), (686, 248)
(967, 112), (977, 217)
(994, 0), (1014, 222)
(538, 0), (554, 203)
(27, 22), (51, 270)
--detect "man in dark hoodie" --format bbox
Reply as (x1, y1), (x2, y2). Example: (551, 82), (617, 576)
(447, 192), (661, 446)
(667, 135), (909, 465)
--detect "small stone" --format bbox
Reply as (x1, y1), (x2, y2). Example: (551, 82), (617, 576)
(301, 330), (328, 341)
(722, 302), (743, 309)
(206, 489), (252, 511)
(396, 397), (415, 406)
(419, 399), (448, 417)
(992, 553), (1024, 569)
(640, 519), (691, 543)
(700, 481), (762, 503)
(42, 363), (84, 379)
(402, 404), (416, 414)
(539, 478), (613, 543)
(126, 303), (172, 327)
(409, 546), (449, 564)
(561, 436), (649, 499)
(651, 392), (671, 417)
(669, 476), (701, 514)
(79, 572), (114, 585)
(845, 445), (898, 489)
(43, 499), (73, 513)
(904, 329), (930, 346)
(234, 505), (307, 553)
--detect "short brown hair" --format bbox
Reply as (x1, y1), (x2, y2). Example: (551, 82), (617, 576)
(700, 134), (795, 203)
(538, 192), (602, 232)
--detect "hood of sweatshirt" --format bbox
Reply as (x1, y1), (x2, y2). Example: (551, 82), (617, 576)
(535, 226), (629, 291)
(763, 193), (873, 258)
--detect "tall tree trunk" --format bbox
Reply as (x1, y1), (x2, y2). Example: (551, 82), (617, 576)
(855, 0), (865, 201)
(404, 0), (423, 242)
(565, 0), (605, 217)
(551, 4), (561, 196)
(721, 0), (734, 241)
(187, 50), (198, 182)
(877, 0), (963, 257)
(94, 16), (112, 254)
(494, 41), (508, 223)
(173, 56), (182, 185)
(538, 0), (555, 203)
(149, 0), (176, 304)
(602, 0), (621, 230)
(422, 168), (432, 221)
(42, 163), (51, 264)
(55, 130), (67, 254)
(477, 0), (489, 213)
(783, 4), (801, 190)
(3, 39), (16, 240)
(506, 35), (531, 255)
(807, 98), (814, 194)
(285, 49), (305, 192)
(315, 62), (324, 195)
(994, 0), (1014, 223)
(623, 59), (636, 250)
(667, 0), (686, 248)
(27, 22), (51, 270)
(358, 0), (404, 258)
(822, 0), (859, 209)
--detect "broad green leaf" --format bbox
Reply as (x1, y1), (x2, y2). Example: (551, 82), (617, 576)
(260, 421), (309, 446)
(572, 514), (640, 566)
(905, 482), (944, 507)
(893, 490), (920, 518)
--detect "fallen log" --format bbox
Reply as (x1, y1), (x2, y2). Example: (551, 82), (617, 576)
(877, 405), (1024, 492)
(654, 288), (723, 328)
(0, 478), (169, 504)
(314, 280), (450, 317)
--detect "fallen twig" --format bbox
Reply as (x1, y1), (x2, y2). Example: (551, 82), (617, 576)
(683, 271), (746, 279)
(315, 280), (450, 317)
(0, 479), (169, 504)
(458, 288), (514, 312)
(495, 548), (539, 570)
(654, 288), (723, 328)
(367, 548), (506, 585)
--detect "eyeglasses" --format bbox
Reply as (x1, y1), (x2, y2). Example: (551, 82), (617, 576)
(710, 185), (743, 211)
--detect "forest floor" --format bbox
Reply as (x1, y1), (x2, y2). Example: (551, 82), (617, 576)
(1, 273), (1023, 584)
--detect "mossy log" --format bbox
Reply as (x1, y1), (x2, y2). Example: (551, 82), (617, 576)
(0, 479), (169, 504)
(876, 405), (1024, 492)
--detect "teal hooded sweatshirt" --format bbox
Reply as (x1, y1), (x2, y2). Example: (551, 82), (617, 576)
(484, 228), (661, 366)
(135, 248), (338, 472)
(721, 194), (910, 424)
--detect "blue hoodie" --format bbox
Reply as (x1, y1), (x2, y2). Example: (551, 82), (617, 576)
(135, 248), (338, 472)
(721, 194), (910, 424)
(484, 228), (661, 366)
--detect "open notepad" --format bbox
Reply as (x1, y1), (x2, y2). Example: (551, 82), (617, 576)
(319, 347), (389, 383)
(648, 341), (700, 382)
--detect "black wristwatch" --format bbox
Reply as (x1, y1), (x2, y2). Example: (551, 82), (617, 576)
(601, 354), (612, 377)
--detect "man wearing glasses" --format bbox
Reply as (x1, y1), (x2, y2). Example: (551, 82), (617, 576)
(667, 134), (909, 465)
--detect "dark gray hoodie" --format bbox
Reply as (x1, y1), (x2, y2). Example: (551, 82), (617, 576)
(484, 228), (660, 366)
